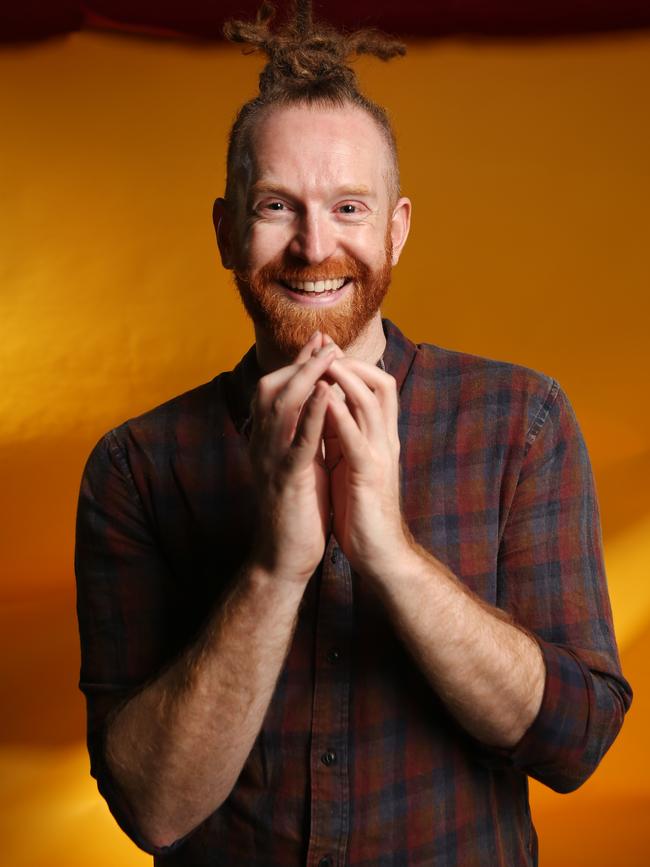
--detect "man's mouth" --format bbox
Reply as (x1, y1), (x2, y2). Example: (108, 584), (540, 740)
(280, 277), (350, 296)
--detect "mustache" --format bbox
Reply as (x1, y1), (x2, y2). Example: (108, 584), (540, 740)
(241, 255), (368, 286)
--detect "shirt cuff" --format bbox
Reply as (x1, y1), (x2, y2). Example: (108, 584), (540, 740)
(469, 639), (593, 793)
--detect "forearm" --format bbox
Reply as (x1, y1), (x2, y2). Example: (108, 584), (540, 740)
(104, 563), (306, 849)
(373, 541), (545, 748)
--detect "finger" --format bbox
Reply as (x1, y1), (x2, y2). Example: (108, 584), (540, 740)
(294, 330), (324, 365)
(255, 366), (303, 414)
(255, 341), (326, 414)
(325, 359), (385, 442)
(322, 429), (343, 471)
(325, 391), (367, 468)
(329, 357), (398, 435)
(321, 334), (345, 359)
(290, 380), (330, 468)
(267, 347), (337, 450)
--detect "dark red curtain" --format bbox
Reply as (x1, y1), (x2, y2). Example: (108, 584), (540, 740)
(2, 0), (650, 41)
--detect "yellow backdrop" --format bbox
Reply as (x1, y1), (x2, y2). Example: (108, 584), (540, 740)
(1, 28), (648, 866)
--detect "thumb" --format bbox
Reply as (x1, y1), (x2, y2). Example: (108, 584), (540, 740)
(323, 405), (343, 471)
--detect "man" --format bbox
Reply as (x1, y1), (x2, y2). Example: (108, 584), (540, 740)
(75, 3), (631, 865)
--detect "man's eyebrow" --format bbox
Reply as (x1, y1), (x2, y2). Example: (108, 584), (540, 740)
(336, 185), (374, 197)
(249, 182), (293, 198)
(249, 182), (375, 198)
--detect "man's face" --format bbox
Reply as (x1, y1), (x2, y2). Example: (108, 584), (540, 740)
(218, 102), (411, 358)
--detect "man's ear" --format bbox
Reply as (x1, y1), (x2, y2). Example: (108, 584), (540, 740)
(389, 197), (412, 266)
(213, 197), (235, 270)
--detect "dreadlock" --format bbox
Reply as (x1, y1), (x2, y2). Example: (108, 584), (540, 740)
(223, 0), (406, 205)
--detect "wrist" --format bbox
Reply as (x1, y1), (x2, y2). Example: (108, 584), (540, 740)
(371, 532), (453, 593)
(248, 540), (318, 587)
(362, 529), (421, 585)
(245, 558), (314, 599)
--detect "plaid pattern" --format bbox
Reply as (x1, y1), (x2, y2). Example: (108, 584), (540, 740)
(75, 319), (631, 866)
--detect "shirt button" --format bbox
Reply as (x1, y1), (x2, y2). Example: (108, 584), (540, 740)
(318, 858), (333, 867)
(321, 749), (337, 767)
(330, 549), (337, 564)
(326, 647), (341, 664)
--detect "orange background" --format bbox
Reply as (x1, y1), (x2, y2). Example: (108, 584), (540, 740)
(1, 30), (649, 865)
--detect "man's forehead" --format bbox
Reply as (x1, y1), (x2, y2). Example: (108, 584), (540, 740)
(248, 103), (390, 187)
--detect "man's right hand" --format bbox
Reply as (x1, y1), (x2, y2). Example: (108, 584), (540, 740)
(248, 332), (335, 584)
(101, 332), (337, 848)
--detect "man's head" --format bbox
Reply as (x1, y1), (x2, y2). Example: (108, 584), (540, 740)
(214, 1), (411, 358)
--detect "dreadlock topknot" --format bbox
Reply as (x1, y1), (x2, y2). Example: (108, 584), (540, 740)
(223, 1), (405, 204)
(224, 1), (404, 99)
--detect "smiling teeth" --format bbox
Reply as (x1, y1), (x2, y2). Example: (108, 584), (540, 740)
(287, 278), (347, 293)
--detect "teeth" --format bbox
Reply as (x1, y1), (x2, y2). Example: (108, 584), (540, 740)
(286, 278), (347, 293)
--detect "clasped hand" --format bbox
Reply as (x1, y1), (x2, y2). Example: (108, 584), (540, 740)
(249, 331), (411, 585)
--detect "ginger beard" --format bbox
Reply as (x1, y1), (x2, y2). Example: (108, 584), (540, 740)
(234, 237), (394, 358)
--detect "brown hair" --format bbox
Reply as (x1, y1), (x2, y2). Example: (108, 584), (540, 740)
(223, 1), (406, 205)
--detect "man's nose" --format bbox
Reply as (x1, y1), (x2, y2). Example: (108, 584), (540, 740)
(288, 210), (337, 265)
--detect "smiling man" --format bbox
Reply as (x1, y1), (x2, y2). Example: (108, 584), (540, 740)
(75, 3), (631, 866)
(217, 94), (408, 368)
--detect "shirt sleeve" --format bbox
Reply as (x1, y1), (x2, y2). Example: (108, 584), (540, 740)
(484, 382), (632, 792)
(75, 429), (188, 855)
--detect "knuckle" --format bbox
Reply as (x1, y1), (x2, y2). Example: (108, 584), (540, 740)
(271, 395), (285, 416)
(283, 448), (300, 471)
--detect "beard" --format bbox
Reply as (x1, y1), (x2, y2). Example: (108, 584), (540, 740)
(234, 238), (393, 359)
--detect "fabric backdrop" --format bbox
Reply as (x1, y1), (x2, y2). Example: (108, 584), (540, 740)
(1, 15), (649, 867)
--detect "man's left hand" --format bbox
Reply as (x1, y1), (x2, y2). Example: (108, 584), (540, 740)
(323, 354), (413, 579)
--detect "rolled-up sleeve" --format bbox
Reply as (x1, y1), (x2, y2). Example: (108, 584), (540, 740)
(75, 429), (186, 855)
(489, 383), (632, 791)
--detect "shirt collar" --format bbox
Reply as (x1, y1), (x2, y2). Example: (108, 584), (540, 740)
(381, 318), (418, 395)
(225, 318), (418, 436)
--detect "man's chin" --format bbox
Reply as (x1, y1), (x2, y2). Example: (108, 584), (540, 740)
(254, 296), (366, 358)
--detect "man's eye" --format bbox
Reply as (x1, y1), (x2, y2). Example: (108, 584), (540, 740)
(267, 202), (285, 211)
(338, 204), (357, 214)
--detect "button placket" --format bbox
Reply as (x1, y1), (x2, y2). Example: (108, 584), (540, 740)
(306, 535), (353, 867)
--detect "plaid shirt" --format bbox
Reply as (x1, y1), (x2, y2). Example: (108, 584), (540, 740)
(76, 319), (631, 866)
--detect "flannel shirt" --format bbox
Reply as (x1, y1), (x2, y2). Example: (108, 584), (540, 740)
(75, 319), (631, 866)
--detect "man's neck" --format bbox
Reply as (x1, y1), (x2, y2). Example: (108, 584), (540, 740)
(254, 312), (387, 373)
